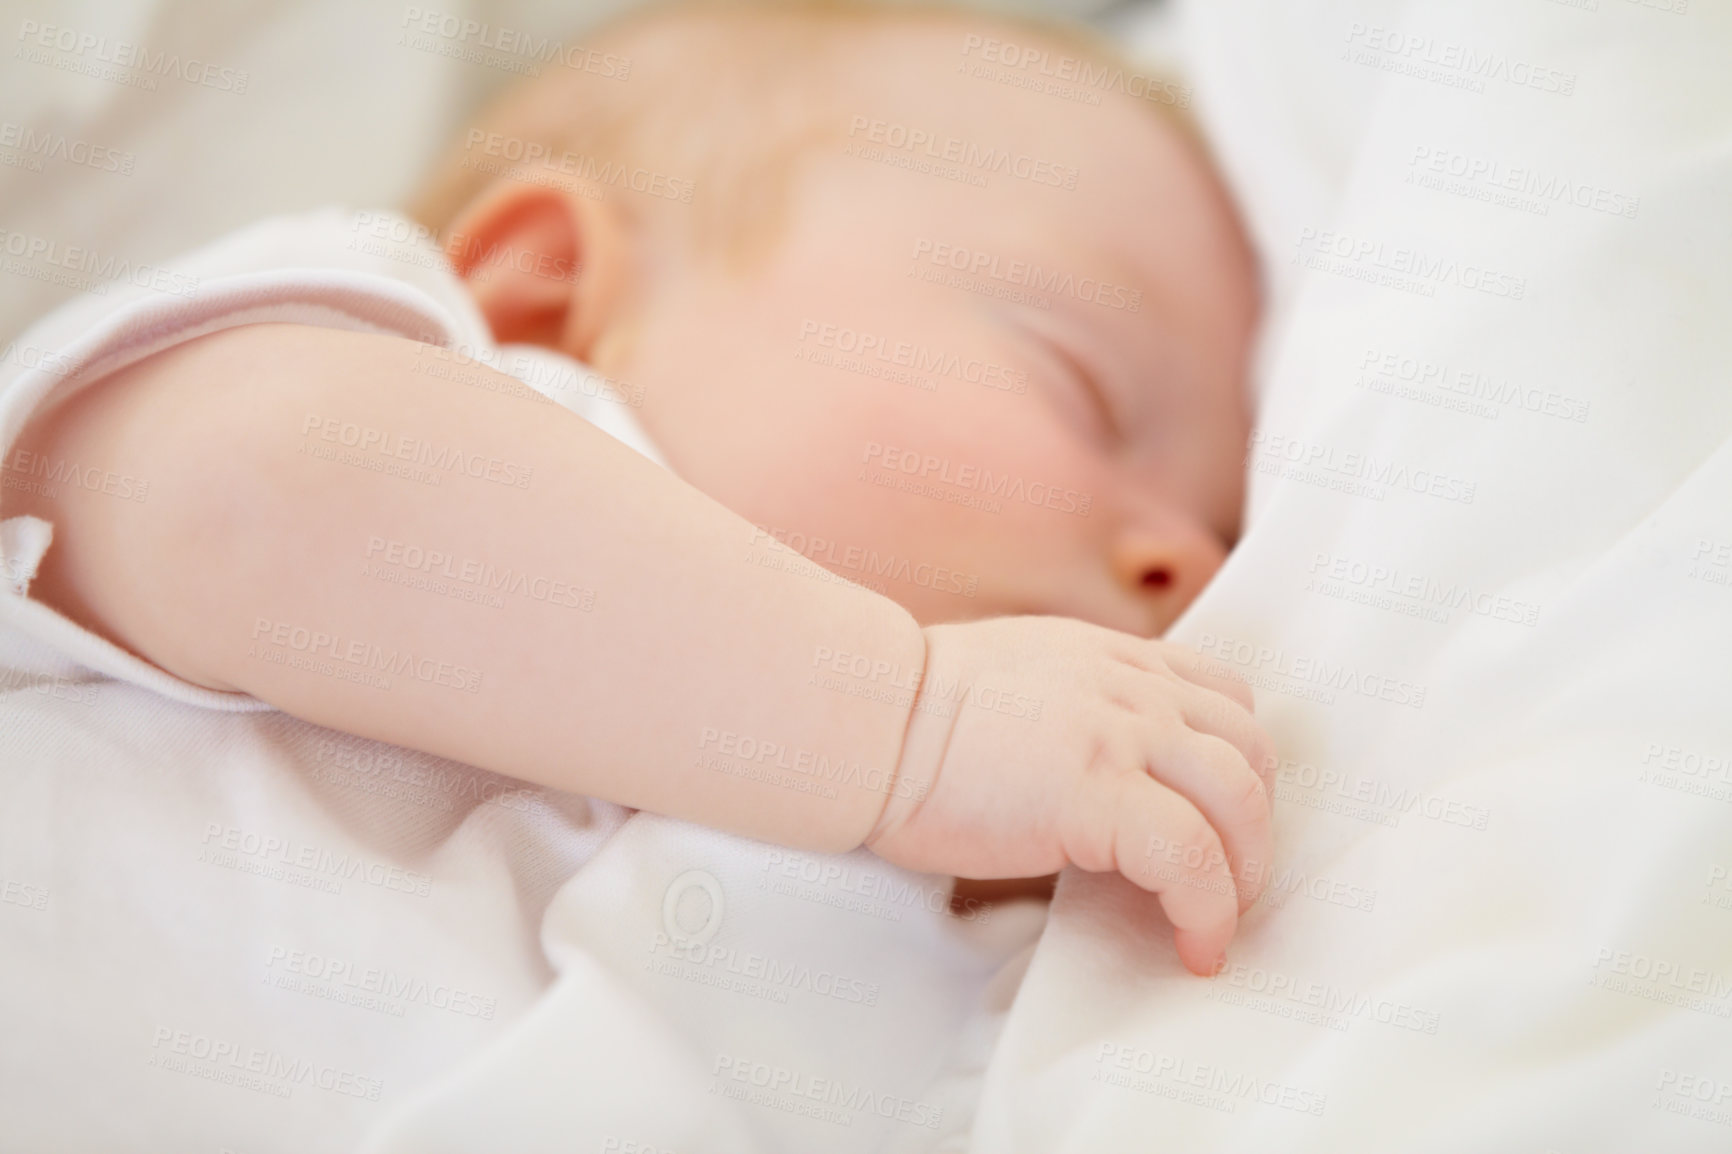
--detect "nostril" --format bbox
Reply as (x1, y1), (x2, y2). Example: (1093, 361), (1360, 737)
(1140, 566), (1173, 590)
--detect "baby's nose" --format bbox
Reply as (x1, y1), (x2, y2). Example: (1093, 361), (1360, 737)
(1109, 519), (1228, 635)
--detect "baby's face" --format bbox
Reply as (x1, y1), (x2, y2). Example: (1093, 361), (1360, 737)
(530, 22), (1255, 636)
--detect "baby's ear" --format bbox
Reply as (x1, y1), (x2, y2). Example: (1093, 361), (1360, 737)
(443, 180), (630, 358)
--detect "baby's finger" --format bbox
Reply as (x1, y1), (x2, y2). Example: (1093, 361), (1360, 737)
(1109, 774), (1239, 976)
(1140, 725), (1272, 913)
(1175, 681), (1279, 798)
(1146, 642), (1256, 712)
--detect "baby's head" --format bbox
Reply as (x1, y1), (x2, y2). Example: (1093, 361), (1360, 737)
(413, 0), (1257, 636)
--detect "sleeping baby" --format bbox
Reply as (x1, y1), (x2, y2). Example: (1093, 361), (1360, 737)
(0, 0), (1272, 976)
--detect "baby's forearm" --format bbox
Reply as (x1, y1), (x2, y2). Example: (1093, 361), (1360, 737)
(9, 323), (925, 852)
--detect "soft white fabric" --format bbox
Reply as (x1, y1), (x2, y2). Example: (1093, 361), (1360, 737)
(0, 207), (1046, 1152)
(970, 1), (1732, 1150)
(361, 820), (1049, 1154)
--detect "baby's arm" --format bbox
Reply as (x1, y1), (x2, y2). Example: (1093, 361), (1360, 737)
(9, 321), (1275, 973)
(8, 322), (921, 852)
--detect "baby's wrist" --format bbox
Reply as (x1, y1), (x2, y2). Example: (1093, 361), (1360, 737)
(862, 625), (951, 856)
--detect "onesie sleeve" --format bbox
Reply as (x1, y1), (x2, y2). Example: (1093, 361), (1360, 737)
(0, 266), (472, 712)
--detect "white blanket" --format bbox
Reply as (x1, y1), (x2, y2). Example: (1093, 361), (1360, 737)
(968, 0), (1732, 1149)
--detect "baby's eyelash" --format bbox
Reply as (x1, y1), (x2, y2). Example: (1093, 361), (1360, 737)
(1042, 336), (1122, 445)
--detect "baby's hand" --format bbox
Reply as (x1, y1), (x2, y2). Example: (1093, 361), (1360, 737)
(865, 617), (1276, 976)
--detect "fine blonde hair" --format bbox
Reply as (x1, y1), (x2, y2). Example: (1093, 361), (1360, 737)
(408, 0), (1193, 270)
